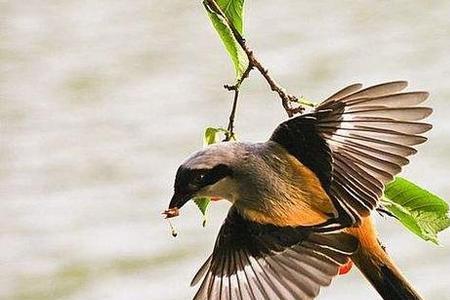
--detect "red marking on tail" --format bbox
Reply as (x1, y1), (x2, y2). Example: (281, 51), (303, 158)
(338, 259), (353, 275)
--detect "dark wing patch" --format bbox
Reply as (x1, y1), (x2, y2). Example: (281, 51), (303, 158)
(192, 207), (358, 300)
(270, 115), (333, 190)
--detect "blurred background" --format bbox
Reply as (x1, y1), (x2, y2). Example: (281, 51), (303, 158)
(1, 1), (449, 299)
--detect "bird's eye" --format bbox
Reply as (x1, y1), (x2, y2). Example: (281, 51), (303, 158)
(190, 173), (205, 187)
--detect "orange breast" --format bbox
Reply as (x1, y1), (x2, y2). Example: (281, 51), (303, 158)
(242, 152), (336, 227)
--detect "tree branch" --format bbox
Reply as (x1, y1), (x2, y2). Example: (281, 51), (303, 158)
(204, 0), (309, 117)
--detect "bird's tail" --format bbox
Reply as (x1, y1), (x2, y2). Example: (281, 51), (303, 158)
(346, 217), (423, 300)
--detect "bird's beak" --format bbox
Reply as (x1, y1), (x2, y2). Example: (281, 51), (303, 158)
(168, 192), (192, 210)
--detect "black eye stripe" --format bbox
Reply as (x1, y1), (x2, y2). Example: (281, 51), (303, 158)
(174, 164), (233, 192)
(201, 164), (233, 186)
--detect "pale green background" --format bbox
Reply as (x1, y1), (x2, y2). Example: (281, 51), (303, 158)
(1, 1), (449, 300)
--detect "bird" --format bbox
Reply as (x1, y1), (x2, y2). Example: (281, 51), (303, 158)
(165, 81), (432, 300)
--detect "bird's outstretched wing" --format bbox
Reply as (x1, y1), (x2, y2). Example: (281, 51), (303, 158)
(191, 207), (358, 300)
(270, 81), (432, 225)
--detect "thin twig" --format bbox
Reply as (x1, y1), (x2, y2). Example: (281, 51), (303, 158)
(224, 62), (253, 91)
(222, 64), (252, 140)
(224, 89), (239, 141)
(204, 0), (306, 117)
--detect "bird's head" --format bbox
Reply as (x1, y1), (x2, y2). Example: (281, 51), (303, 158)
(168, 142), (246, 211)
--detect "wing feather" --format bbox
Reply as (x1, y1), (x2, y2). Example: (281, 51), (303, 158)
(270, 81), (432, 224)
(324, 83), (363, 102)
(192, 208), (358, 300)
(340, 80), (408, 100)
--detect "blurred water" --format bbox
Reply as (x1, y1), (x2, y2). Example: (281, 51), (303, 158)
(1, 1), (450, 300)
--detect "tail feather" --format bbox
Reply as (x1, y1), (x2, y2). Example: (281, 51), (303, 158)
(380, 264), (420, 300)
(346, 216), (423, 300)
(352, 243), (422, 300)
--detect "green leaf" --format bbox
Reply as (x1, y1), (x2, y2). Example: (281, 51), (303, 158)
(382, 177), (450, 244)
(193, 197), (211, 227)
(216, 0), (245, 34)
(204, 0), (248, 78)
(296, 96), (316, 108)
(203, 127), (230, 146)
